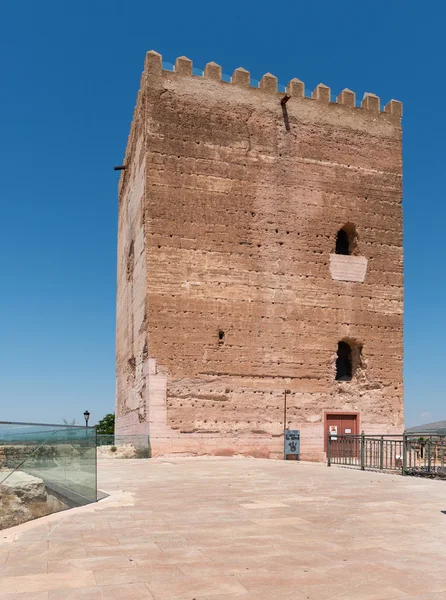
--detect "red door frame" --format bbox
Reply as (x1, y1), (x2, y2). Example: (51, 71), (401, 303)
(323, 411), (360, 452)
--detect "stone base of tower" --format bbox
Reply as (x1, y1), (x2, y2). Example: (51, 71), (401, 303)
(115, 361), (403, 462)
(114, 418), (403, 462)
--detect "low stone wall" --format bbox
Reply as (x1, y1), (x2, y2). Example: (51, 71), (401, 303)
(0, 471), (67, 530)
(0, 444), (90, 470)
(96, 444), (150, 459)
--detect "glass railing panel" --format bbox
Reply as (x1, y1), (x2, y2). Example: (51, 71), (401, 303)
(1, 424), (61, 483)
(0, 423), (97, 505)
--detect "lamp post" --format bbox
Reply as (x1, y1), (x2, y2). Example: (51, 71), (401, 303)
(83, 410), (90, 429)
(283, 390), (291, 434)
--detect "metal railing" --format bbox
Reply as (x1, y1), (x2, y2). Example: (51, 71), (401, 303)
(328, 433), (446, 476)
(405, 435), (446, 475)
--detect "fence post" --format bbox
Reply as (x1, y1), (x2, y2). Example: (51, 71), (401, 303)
(360, 431), (365, 470)
(441, 437), (444, 470)
(380, 435), (384, 470)
(428, 437), (432, 474)
(402, 433), (407, 475)
(94, 427), (98, 502)
(327, 433), (331, 467)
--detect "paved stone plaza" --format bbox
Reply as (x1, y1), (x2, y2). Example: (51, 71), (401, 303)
(1, 458), (446, 599)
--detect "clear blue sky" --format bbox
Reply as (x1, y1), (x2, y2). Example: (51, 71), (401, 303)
(0, 1), (442, 427)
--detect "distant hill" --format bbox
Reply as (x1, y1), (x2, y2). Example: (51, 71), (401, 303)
(406, 420), (446, 434)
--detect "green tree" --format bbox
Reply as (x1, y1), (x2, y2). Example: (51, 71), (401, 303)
(96, 413), (115, 435)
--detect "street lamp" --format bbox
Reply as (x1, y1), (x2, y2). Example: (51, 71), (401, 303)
(83, 410), (90, 428)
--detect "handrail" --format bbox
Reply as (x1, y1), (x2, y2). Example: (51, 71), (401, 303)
(0, 421), (95, 429)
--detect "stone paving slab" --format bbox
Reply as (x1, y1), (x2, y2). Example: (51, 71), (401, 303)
(1, 458), (446, 599)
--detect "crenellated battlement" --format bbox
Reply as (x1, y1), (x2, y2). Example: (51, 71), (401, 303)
(142, 50), (402, 118)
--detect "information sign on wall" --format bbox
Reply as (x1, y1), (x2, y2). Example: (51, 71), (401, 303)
(329, 425), (338, 441)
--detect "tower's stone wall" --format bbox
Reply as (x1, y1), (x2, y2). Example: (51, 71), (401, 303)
(115, 51), (404, 460)
(115, 94), (148, 434)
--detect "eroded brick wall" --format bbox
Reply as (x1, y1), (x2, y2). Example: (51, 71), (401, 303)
(115, 90), (149, 434)
(115, 52), (404, 459)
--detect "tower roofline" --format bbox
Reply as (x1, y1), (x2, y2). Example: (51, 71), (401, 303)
(144, 50), (402, 118)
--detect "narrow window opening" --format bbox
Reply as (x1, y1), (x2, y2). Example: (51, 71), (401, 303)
(336, 341), (352, 381)
(335, 222), (358, 256)
(218, 330), (225, 344)
(335, 229), (350, 255)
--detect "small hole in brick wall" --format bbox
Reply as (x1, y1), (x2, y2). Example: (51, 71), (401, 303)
(218, 330), (225, 344)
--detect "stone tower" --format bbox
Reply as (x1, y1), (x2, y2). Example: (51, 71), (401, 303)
(115, 50), (403, 460)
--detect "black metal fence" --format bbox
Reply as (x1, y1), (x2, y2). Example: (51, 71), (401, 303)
(328, 433), (446, 476)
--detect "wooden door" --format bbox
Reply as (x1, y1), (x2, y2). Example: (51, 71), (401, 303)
(325, 413), (359, 454)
